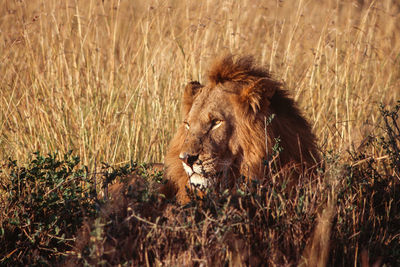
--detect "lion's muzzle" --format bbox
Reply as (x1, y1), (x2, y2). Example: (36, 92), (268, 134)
(179, 150), (232, 191)
(181, 161), (209, 190)
(179, 151), (210, 189)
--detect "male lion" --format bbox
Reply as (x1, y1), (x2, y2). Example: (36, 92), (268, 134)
(163, 55), (319, 203)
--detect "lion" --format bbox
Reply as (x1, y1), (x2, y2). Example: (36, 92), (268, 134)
(64, 55), (323, 266)
(163, 55), (319, 203)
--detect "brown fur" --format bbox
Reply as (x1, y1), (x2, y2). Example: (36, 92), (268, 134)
(164, 55), (319, 203)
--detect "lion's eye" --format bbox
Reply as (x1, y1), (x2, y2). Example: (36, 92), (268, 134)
(184, 121), (190, 130)
(211, 119), (222, 130)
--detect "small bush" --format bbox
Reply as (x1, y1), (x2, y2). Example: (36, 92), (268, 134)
(0, 151), (98, 266)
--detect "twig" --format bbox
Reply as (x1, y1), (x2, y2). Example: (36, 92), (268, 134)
(350, 155), (389, 167)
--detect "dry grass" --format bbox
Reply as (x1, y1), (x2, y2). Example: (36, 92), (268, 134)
(0, 1), (399, 265)
(1, 0), (399, 168)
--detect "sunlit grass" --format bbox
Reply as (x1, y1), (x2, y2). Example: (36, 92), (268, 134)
(0, 1), (399, 264)
(0, 0), (399, 169)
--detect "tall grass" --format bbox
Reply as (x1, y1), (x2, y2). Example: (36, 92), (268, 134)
(1, 1), (399, 265)
(0, 0), (399, 168)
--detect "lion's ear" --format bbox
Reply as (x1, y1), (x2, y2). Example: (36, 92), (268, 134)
(182, 81), (203, 117)
(237, 78), (276, 115)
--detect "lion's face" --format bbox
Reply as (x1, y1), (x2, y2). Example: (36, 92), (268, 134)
(180, 83), (240, 190)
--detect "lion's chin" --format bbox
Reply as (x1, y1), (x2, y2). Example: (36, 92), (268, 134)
(189, 173), (209, 190)
(182, 162), (209, 189)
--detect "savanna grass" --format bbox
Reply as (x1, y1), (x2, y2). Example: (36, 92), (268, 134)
(0, 0), (399, 168)
(1, 0), (400, 266)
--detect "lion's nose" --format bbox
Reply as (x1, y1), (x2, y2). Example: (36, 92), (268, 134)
(179, 152), (199, 167)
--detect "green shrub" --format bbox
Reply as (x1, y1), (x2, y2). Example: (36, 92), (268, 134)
(0, 151), (98, 266)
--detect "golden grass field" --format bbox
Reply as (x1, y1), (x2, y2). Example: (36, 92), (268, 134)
(0, 1), (400, 265)
(1, 0), (399, 168)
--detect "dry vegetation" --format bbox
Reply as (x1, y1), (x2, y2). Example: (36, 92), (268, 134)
(0, 0), (399, 266)
(1, 0), (399, 167)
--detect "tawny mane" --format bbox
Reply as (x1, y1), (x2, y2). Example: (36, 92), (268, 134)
(163, 55), (319, 203)
(208, 55), (271, 85)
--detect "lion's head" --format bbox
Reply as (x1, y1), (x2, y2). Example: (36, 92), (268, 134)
(164, 55), (319, 203)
